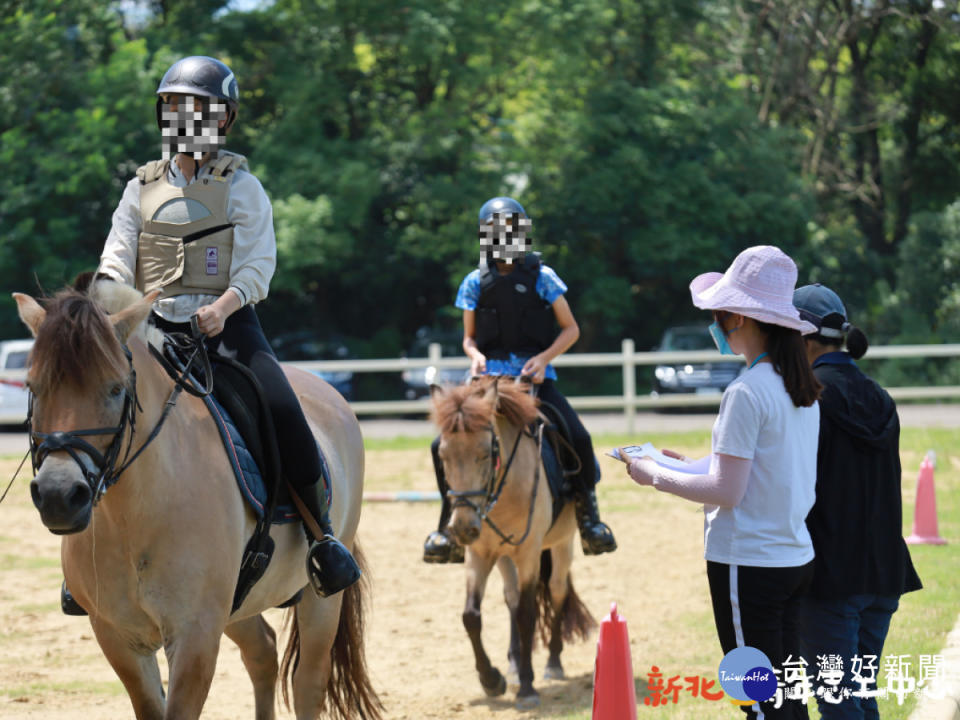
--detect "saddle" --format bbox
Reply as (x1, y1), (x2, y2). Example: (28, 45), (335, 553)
(152, 334), (317, 611)
(534, 401), (583, 525)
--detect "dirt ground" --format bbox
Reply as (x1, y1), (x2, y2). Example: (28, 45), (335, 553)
(0, 440), (926, 720)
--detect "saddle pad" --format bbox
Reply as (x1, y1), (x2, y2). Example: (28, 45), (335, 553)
(203, 393), (301, 524)
(539, 434), (568, 525)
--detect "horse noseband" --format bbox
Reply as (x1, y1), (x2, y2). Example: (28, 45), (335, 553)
(29, 379), (137, 506)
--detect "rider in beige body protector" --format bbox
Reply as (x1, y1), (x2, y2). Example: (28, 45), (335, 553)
(59, 55), (360, 617)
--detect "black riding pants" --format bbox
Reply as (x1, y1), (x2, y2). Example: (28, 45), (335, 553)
(152, 306), (322, 492)
(707, 560), (814, 720)
(431, 378), (598, 531)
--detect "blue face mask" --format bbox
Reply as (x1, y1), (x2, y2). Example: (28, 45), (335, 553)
(708, 321), (738, 356)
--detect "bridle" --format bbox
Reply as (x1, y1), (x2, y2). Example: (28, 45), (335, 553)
(445, 419), (544, 547)
(28, 322), (212, 506)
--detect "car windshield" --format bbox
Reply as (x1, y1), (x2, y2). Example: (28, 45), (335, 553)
(4, 351), (29, 369)
(661, 328), (714, 351)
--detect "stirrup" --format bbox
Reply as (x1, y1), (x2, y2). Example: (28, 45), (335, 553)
(61, 581), (88, 616)
(306, 535), (362, 598)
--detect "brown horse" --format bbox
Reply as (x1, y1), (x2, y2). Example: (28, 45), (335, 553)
(430, 376), (595, 709)
(13, 282), (381, 720)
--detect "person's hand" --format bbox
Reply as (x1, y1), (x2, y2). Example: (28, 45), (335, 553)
(625, 456), (658, 486)
(521, 354), (548, 384)
(470, 352), (487, 377)
(195, 303), (226, 336)
(661, 448), (690, 462)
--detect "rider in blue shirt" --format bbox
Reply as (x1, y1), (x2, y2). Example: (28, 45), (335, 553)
(423, 196), (617, 563)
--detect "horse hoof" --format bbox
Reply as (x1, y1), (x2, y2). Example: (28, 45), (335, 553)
(515, 691), (541, 710)
(543, 663), (565, 680)
(481, 668), (507, 697)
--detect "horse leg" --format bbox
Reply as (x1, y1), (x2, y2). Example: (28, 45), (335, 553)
(513, 552), (542, 709)
(225, 614), (278, 720)
(496, 556), (521, 687)
(290, 590), (342, 719)
(544, 541), (573, 680)
(162, 621), (223, 720)
(90, 619), (165, 720)
(463, 552), (505, 697)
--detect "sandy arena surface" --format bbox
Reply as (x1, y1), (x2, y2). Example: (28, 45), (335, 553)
(0, 437), (944, 720)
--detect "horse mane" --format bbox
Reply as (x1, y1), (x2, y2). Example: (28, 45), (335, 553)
(431, 376), (540, 434)
(30, 289), (129, 390)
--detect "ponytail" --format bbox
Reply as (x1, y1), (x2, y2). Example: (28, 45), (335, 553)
(846, 326), (869, 360)
(757, 321), (822, 407)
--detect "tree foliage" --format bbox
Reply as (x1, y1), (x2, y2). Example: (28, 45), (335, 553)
(2, 0), (959, 370)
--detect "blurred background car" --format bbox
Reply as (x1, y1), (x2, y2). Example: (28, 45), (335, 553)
(0, 338), (33, 427)
(270, 331), (355, 401)
(650, 325), (743, 398)
(401, 326), (469, 400)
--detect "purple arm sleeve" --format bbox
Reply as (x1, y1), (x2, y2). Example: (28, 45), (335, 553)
(633, 453), (752, 507)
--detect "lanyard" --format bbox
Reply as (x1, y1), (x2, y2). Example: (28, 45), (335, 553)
(749, 352), (769, 369)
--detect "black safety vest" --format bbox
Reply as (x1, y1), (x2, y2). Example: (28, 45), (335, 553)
(474, 252), (557, 359)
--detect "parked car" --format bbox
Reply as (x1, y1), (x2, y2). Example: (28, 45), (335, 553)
(0, 339), (33, 426)
(401, 327), (469, 400)
(270, 332), (355, 401)
(651, 325), (743, 397)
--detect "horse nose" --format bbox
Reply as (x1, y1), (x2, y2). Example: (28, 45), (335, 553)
(450, 515), (481, 546)
(31, 474), (93, 533)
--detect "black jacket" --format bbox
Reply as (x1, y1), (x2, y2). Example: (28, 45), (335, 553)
(806, 353), (922, 600)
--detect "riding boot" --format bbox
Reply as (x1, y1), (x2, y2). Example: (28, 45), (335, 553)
(574, 488), (617, 555)
(61, 580), (87, 616)
(296, 479), (362, 598)
(423, 497), (464, 564)
(423, 439), (464, 564)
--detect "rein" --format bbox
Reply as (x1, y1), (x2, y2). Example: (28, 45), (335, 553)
(28, 319), (212, 506)
(446, 419), (544, 547)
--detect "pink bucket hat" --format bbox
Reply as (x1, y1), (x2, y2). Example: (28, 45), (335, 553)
(689, 245), (817, 334)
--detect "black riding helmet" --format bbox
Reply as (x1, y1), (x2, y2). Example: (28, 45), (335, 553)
(155, 56), (239, 131)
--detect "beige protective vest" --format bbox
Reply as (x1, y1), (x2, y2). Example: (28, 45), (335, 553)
(135, 151), (248, 297)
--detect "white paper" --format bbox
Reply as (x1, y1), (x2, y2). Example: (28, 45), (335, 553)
(606, 443), (698, 473)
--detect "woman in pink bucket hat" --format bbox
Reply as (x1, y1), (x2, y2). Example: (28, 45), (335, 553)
(624, 245), (821, 720)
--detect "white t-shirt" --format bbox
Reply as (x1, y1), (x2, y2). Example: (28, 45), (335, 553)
(703, 362), (819, 567)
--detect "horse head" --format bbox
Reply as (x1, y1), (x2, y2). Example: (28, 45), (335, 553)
(13, 287), (157, 534)
(430, 376), (540, 547)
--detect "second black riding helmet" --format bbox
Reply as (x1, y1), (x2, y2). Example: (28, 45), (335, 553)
(155, 56), (239, 131)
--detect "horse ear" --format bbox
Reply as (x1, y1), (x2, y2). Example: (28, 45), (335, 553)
(482, 376), (499, 406)
(13, 293), (46, 337)
(109, 290), (160, 342)
(429, 383), (445, 401)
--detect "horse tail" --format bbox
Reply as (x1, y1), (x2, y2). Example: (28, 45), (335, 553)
(280, 540), (383, 720)
(535, 549), (596, 646)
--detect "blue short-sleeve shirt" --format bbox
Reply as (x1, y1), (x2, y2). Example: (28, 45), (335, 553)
(455, 262), (567, 380)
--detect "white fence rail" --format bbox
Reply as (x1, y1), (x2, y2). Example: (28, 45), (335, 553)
(3, 341), (959, 434)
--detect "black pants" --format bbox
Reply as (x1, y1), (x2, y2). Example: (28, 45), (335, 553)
(431, 378), (598, 530)
(707, 560), (814, 720)
(152, 306), (322, 492)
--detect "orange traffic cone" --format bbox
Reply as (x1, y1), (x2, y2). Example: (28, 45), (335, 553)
(593, 602), (637, 720)
(906, 451), (946, 545)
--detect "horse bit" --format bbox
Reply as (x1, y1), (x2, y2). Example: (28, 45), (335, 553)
(28, 320), (212, 506)
(446, 420), (544, 547)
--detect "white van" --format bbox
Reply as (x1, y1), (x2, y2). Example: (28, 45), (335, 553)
(0, 339), (33, 425)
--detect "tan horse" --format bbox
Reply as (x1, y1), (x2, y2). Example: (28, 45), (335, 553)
(430, 376), (595, 709)
(13, 284), (381, 720)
